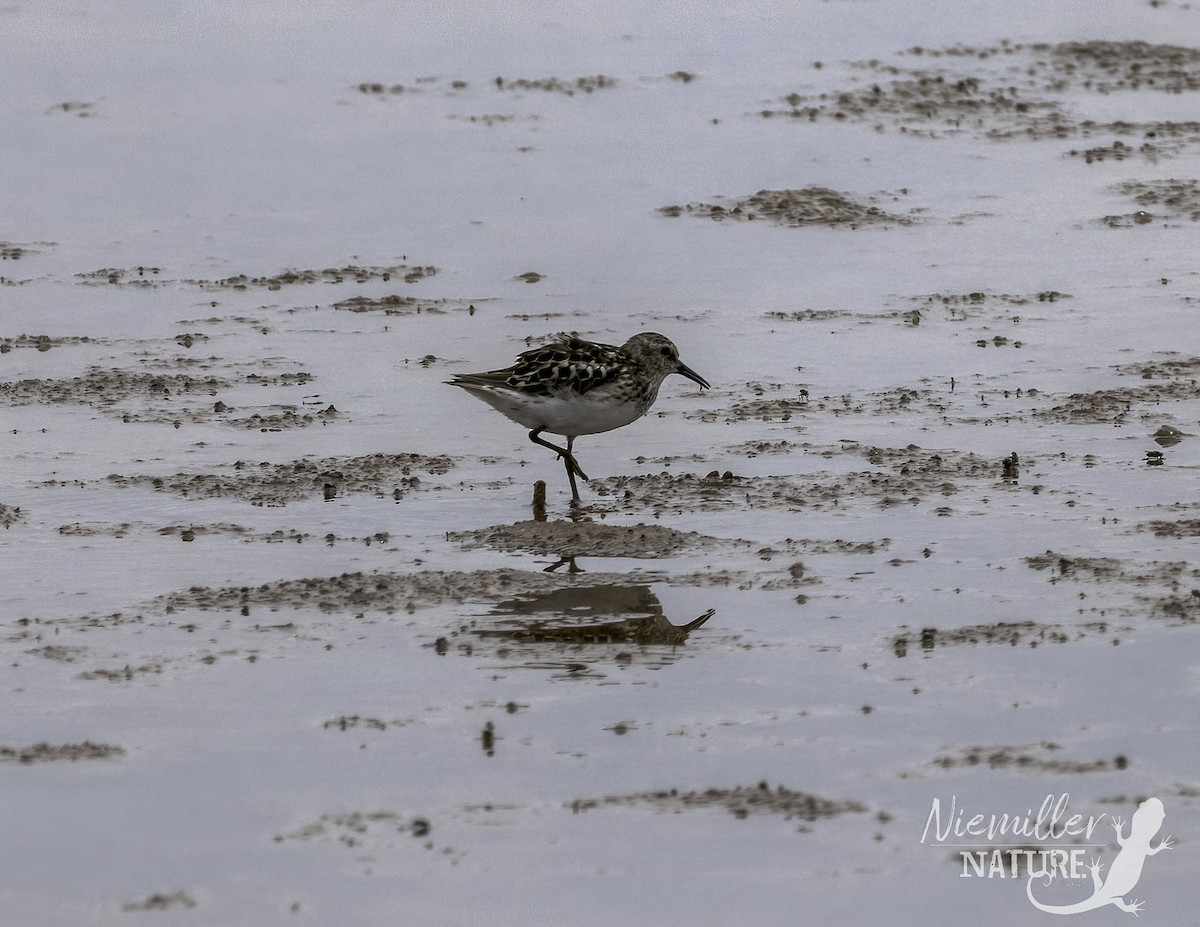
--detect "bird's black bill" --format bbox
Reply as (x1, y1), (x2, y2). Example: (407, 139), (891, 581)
(676, 362), (710, 390)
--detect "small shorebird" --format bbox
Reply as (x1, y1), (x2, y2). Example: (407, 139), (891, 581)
(448, 332), (710, 502)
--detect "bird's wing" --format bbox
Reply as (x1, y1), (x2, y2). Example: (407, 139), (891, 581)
(508, 335), (623, 395)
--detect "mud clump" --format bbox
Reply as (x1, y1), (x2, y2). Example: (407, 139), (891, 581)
(0, 741), (125, 763)
(186, 263), (438, 290)
(156, 567), (656, 615)
(494, 74), (616, 94)
(1140, 519), (1200, 539)
(122, 892), (196, 913)
(0, 367), (227, 408)
(0, 333), (96, 353)
(109, 452), (453, 506)
(1103, 179), (1200, 227)
(659, 187), (916, 228)
(892, 619), (1111, 657)
(569, 782), (867, 822)
(1, 241), (41, 260)
(1032, 381), (1197, 425)
(1050, 40), (1200, 94)
(932, 743), (1124, 774)
(1117, 355), (1200, 379)
(593, 445), (995, 513)
(0, 361), (325, 428)
(76, 266), (160, 286)
(275, 810), (433, 843)
(766, 41), (1200, 146)
(0, 503), (22, 529)
(1025, 550), (1199, 622)
(447, 520), (740, 558)
(78, 663), (163, 682)
(333, 294), (474, 315)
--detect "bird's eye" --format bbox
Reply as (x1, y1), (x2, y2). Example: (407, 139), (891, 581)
(660, 346), (673, 357)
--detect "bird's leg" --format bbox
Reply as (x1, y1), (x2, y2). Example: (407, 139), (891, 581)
(528, 428), (589, 502)
(564, 436), (582, 504)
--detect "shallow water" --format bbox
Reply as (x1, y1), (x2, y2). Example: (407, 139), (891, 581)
(2, 2), (1199, 924)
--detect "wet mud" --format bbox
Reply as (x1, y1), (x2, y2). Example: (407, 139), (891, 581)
(0, 362), (324, 429)
(589, 444), (1002, 515)
(447, 519), (746, 558)
(72, 262), (438, 290)
(931, 743), (1128, 775)
(892, 619), (1120, 657)
(569, 783), (868, 823)
(0, 742), (125, 763)
(155, 568), (664, 616)
(0, 333), (97, 353)
(121, 893), (197, 913)
(762, 40), (1200, 150)
(106, 452), (452, 506)
(1103, 178), (1200, 226)
(0, 503), (22, 529)
(659, 186), (916, 228)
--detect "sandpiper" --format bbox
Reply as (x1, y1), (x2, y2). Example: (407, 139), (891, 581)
(448, 331), (710, 503)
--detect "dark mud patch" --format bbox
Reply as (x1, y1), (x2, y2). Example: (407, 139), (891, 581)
(0, 367), (227, 408)
(701, 385), (972, 423)
(593, 446), (999, 513)
(47, 100), (95, 117)
(1026, 551), (1200, 623)
(1116, 354), (1200, 379)
(0, 503), (22, 529)
(108, 452), (452, 506)
(1103, 178), (1200, 227)
(1066, 127), (1200, 165)
(0, 363), (324, 428)
(569, 783), (867, 823)
(727, 438), (802, 457)
(323, 715), (415, 732)
(0, 741), (125, 763)
(905, 290), (1069, 312)
(275, 810), (435, 845)
(659, 187), (917, 228)
(333, 294), (477, 315)
(27, 644), (87, 663)
(1139, 518), (1200, 539)
(156, 567), (661, 616)
(126, 523), (385, 546)
(494, 74), (616, 94)
(1025, 552), (1193, 586)
(764, 308), (851, 323)
(892, 619), (1119, 657)
(274, 811), (448, 868)
(0, 333), (97, 353)
(446, 113), (540, 127)
(0, 241), (45, 260)
(1030, 380), (1198, 425)
(1045, 40), (1200, 94)
(186, 263), (438, 291)
(766, 41), (1200, 148)
(122, 892), (197, 913)
(76, 266), (161, 286)
(931, 743), (1126, 775)
(74, 263), (439, 290)
(447, 520), (744, 558)
(78, 663), (164, 682)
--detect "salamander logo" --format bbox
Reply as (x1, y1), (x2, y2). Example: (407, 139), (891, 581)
(1027, 798), (1172, 916)
(921, 794), (1172, 917)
